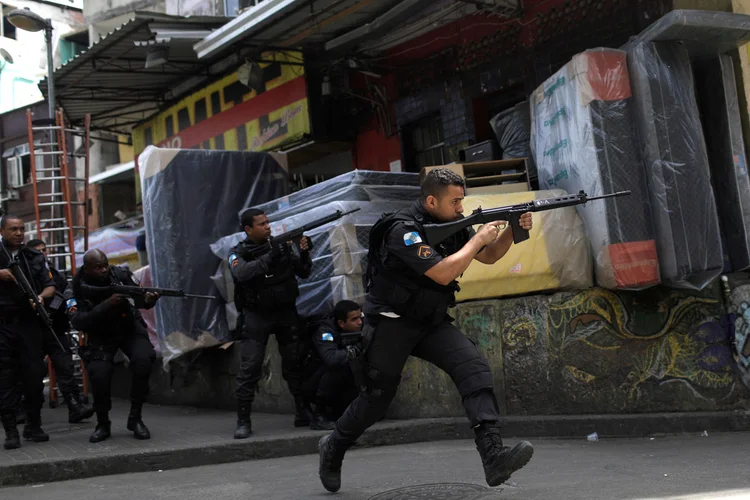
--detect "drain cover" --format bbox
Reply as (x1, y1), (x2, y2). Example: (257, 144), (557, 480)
(367, 483), (503, 500)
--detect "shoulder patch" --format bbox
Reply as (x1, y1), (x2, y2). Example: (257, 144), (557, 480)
(229, 254), (239, 268)
(403, 231), (423, 246)
(417, 245), (433, 259)
(321, 333), (335, 342)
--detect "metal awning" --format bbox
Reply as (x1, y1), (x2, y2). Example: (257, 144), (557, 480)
(193, 0), (521, 60)
(89, 161), (135, 184)
(37, 12), (233, 135)
(194, 0), (412, 59)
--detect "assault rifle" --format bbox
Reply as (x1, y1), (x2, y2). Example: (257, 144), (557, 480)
(79, 284), (216, 301)
(0, 245), (65, 350)
(423, 190), (632, 246)
(244, 208), (361, 260)
(340, 331), (363, 347)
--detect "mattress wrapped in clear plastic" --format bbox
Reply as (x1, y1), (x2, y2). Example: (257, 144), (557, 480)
(530, 48), (660, 290)
(138, 146), (289, 364)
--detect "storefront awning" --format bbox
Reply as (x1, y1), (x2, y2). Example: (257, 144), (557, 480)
(193, 0), (436, 60)
(37, 12), (233, 135)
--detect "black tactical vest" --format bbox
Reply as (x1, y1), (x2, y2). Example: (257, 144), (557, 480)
(231, 239), (300, 311)
(365, 202), (469, 325)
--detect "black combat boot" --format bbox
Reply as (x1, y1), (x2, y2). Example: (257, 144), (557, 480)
(318, 433), (349, 493)
(309, 404), (335, 431)
(1, 412), (20, 450)
(65, 393), (94, 424)
(474, 422), (534, 487)
(22, 411), (50, 442)
(126, 403), (151, 440)
(294, 397), (313, 428)
(90, 414), (111, 443)
(234, 402), (252, 439)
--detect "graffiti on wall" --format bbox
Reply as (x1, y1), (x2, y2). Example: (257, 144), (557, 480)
(727, 284), (750, 390)
(459, 284), (748, 415)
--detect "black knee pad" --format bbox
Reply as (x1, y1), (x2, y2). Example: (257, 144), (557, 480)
(366, 367), (401, 400)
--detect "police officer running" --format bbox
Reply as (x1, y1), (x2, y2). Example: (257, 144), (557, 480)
(64, 249), (158, 443)
(27, 239), (94, 424)
(228, 208), (313, 439)
(309, 300), (362, 423)
(0, 215), (55, 449)
(318, 168), (535, 492)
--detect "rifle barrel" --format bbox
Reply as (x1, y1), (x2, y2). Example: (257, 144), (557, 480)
(585, 190), (631, 202)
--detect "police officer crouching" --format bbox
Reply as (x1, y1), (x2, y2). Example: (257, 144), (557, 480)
(309, 300), (362, 424)
(27, 239), (94, 424)
(0, 215), (55, 449)
(318, 168), (535, 492)
(229, 208), (313, 439)
(64, 249), (158, 443)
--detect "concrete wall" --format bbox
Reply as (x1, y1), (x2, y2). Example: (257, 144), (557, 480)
(113, 274), (750, 417)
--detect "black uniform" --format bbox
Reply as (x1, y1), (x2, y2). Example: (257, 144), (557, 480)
(64, 266), (156, 428)
(319, 200), (534, 492)
(228, 237), (312, 427)
(307, 319), (358, 420)
(0, 242), (54, 446)
(43, 267), (78, 399)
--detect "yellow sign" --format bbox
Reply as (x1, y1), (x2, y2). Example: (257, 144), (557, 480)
(133, 51), (309, 199)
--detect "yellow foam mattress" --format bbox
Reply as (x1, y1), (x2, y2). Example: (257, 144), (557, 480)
(456, 189), (593, 302)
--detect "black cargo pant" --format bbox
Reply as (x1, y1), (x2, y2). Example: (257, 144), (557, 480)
(318, 367), (358, 420)
(84, 321), (155, 416)
(43, 318), (79, 399)
(236, 306), (304, 404)
(0, 313), (46, 417)
(332, 315), (500, 446)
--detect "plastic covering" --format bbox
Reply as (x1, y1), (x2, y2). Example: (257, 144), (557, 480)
(131, 264), (159, 353)
(626, 41), (723, 290)
(456, 189), (593, 302)
(622, 9), (750, 59)
(490, 100), (537, 181)
(139, 146), (289, 364)
(210, 170), (421, 329)
(74, 225), (142, 268)
(694, 54), (750, 273)
(529, 48), (660, 291)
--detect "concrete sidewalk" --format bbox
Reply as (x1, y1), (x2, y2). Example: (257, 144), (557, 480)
(1, 399), (749, 488)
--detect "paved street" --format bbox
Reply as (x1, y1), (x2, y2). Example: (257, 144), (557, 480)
(3, 432), (749, 499)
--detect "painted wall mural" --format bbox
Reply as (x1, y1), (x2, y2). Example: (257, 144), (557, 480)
(460, 283), (749, 416)
(725, 281), (750, 391)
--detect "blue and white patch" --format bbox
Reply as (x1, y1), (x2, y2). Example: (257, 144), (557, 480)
(66, 298), (77, 309)
(229, 253), (239, 269)
(321, 333), (335, 342)
(403, 231), (423, 246)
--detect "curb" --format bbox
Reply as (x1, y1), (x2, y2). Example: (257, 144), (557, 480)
(1, 411), (749, 487)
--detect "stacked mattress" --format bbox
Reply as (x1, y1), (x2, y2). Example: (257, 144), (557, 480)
(456, 189), (593, 302)
(530, 48), (659, 290)
(694, 54), (750, 272)
(626, 41), (724, 289)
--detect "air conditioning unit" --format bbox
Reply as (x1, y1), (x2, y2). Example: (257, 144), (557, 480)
(0, 190), (20, 202)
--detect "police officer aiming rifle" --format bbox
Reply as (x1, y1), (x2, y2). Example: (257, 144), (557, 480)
(228, 208), (313, 439)
(317, 168), (535, 492)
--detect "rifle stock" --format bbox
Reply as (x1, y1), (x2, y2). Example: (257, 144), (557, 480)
(423, 190), (631, 246)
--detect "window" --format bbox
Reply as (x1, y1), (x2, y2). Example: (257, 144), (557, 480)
(1, 6), (17, 40)
(224, 0), (265, 16)
(405, 114), (445, 172)
(3, 152), (42, 189)
(24, 221), (36, 240)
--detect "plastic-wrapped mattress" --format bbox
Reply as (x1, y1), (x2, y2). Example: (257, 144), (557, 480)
(530, 48), (659, 290)
(455, 189), (593, 302)
(694, 54), (750, 272)
(626, 41), (723, 289)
